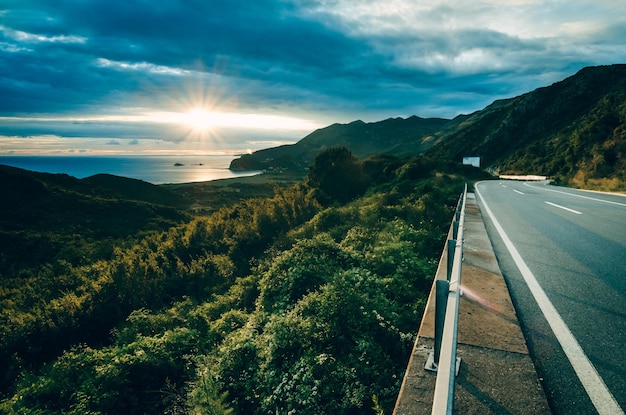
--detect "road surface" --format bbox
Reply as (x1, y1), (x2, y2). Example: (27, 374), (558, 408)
(475, 180), (626, 415)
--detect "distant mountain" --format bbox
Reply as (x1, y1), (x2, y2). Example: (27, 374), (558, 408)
(229, 116), (458, 171)
(231, 64), (626, 186)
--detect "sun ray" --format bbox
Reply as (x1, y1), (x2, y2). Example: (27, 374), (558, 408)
(128, 60), (321, 151)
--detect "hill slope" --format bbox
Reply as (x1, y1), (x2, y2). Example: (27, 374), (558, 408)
(426, 64), (626, 186)
(0, 165), (190, 269)
(229, 115), (457, 171)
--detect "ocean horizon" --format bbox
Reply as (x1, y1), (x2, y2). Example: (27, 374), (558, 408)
(0, 155), (261, 185)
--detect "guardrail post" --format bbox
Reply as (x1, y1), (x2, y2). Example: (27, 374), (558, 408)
(434, 279), (449, 366)
(446, 239), (456, 281)
(425, 279), (449, 372)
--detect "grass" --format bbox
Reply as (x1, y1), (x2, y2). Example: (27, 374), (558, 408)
(570, 172), (626, 194)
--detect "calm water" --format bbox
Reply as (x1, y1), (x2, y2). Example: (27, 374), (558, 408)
(0, 155), (260, 184)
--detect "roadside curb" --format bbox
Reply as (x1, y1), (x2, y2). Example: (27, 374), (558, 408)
(393, 192), (551, 414)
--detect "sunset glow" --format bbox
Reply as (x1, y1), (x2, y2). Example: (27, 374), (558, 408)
(183, 109), (215, 132)
(163, 109), (320, 132)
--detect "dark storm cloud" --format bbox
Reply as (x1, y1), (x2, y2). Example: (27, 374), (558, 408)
(1, 0), (625, 151)
(1, 0), (380, 118)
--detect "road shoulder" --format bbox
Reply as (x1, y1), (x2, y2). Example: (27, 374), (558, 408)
(393, 192), (551, 414)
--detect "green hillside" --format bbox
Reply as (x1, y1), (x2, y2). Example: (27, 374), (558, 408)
(0, 152), (487, 415)
(0, 166), (191, 271)
(426, 64), (626, 190)
(82, 174), (187, 207)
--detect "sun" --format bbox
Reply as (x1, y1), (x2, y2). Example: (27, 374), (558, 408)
(183, 109), (214, 132)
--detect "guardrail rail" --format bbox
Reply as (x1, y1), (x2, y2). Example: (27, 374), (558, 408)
(424, 183), (467, 415)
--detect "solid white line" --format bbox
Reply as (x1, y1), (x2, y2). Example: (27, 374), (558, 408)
(513, 189), (524, 195)
(476, 183), (624, 415)
(545, 201), (582, 215)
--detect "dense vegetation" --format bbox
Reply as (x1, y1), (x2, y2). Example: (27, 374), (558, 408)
(500, 87), (626, 190)
(0, 149), (487, 414)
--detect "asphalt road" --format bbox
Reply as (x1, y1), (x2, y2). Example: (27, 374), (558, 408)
(475, 180), (626, 415)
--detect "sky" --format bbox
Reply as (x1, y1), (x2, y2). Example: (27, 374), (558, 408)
(1, 0), (625, 156)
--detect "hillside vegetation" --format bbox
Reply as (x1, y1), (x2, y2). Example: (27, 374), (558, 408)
(0, 150), (488, 414)
(426, 64), (626, 190)
(231, 64), (626, 191)
(0, 166), (190, 273)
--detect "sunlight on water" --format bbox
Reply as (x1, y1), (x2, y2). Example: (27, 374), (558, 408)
(0, 155), (261, 184)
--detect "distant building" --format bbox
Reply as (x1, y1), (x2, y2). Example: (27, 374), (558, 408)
(462, 156), (481, 168)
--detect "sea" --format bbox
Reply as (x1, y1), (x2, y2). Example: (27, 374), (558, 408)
(0, 155), (261, 185)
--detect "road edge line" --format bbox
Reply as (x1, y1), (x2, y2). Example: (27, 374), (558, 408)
(475, 181), (624, 415)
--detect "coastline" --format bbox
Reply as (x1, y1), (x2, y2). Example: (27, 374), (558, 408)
(0, 154), (258, 185)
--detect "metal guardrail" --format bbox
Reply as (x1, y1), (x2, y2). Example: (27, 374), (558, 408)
(424, 184), (467, 415)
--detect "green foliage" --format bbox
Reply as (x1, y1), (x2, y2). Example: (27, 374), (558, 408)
(1, 154), (474, 415)
(257, 234), (357, 312)
(306, 146), (370, 205)
(0, 182), (319, 399)
(4, 329), (195, 414)
(188, 360), (235, 415)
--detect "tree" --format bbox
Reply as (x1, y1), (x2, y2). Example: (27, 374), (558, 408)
(306, 147), (370, 205)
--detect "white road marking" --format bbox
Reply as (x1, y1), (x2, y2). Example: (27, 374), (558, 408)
(545, 201), (582, 215)
(476, 183), (624, 415)
(513, 189), (524, 195)
(524, 183), (626, 208)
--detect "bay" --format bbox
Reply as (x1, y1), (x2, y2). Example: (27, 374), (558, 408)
(0, 155), (260, 184)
